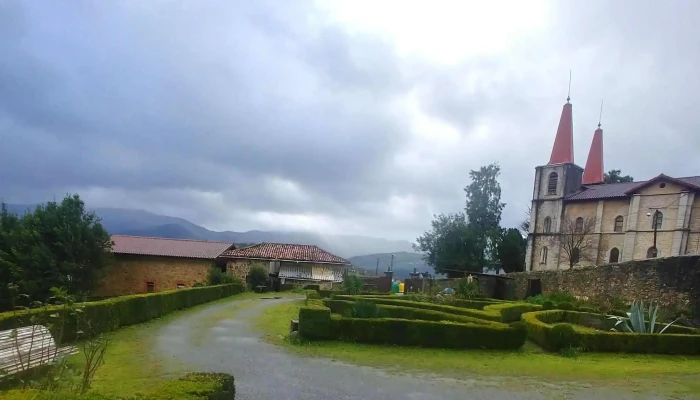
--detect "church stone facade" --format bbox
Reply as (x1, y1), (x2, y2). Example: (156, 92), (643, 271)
(524, 97), (700, 271)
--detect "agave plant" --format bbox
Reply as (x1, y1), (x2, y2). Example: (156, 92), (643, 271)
(608, 300), (678, 333)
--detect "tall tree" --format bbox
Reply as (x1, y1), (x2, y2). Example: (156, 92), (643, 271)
(0, 194), (113, 309)
(604, 169), (634, 184)
(551, 216), (596, 269)
(464, 163), (506, 269)
(413, 213), (481, 277)
(496, 228), (526, 273)
(519, 206), (531, 236)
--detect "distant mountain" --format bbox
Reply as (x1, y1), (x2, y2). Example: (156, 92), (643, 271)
(347, 251), (434, 279)
(3, 204), (415, 258)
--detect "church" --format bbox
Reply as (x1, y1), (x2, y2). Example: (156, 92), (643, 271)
(524, 96), (700, 271)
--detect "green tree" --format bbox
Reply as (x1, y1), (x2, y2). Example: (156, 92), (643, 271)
(0, 194), (113, 309)
(496, 228), (526, 273)
(414, 213), (482, 277)
(247, 263), (268, 289)
(604, 169), (634, 184)
(464, 163), (506, 269)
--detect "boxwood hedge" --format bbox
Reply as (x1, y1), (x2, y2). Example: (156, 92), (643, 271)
(522, 310), (700, 354)
(0, 283), (246, 343)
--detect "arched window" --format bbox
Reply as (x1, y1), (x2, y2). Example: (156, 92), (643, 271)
(572, 247), (580, 264)
(547, 172), (558, 195)
(614, 216), (624, 232)
(652, 212), (663, 230)
(574, 217), (584, 233)
(543, 217), (552, 233)
(646, 246), (658, 258)
(609, 247), (620, 263)
(540, 247), (548, 264)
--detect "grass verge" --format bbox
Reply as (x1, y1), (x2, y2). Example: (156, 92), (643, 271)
(252, 299), (700, 396)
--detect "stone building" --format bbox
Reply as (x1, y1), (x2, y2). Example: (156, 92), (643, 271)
(525, 96), (700, 271)
(218, 242), (349, 290)
(95, 235), (235, 296)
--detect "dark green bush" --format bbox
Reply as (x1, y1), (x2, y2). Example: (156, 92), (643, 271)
(206, 267), (242, 286)
(303, 284), (321, 291)
(333, 295), (502, 321)
(549, 323), (577, 351)
(542, 300), (555, 310)
(343, 276), (363, 294)
(3, 372), (235, 400)
(347, 300), (383, 318)
(558, 302), (574, 311)
(248, 264), (268, 289)
(306, 291), (321, 300)
(0, 284), (246, 343)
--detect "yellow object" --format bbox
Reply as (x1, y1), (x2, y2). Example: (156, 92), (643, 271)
(399, 282), (405, 293)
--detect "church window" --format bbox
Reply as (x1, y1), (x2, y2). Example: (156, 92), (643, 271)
(609, 247), (620, 263)
(652, 212), (663, 230)
(614, 216), (624, 232)
(540, 247), (548, 264)
(574, 217), (584, 233)
(547, 172), (558, 195)
(543, 217), (552, 233)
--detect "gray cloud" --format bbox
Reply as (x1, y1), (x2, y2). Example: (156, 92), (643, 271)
(2, 0), (700, 242)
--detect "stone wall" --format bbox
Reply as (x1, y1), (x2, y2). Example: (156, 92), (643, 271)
(94, 254), (214, 296)
(508, 255), (700, 308)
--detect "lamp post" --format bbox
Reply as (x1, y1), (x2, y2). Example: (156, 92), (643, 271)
(647, 210), (661, 258)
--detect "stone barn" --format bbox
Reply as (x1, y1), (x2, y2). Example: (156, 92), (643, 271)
(95, 235), (235, 297)
(218, 243), (349, 290)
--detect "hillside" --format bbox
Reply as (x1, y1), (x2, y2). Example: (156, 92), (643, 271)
(3, 204), (415, 258)
(347, 251), (434, 279)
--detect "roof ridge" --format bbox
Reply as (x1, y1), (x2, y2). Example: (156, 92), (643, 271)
(110, 234), (234, 245)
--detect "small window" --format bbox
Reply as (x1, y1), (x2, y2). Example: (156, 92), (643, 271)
(540, 247), (548, 264)
(609, 248), (620, 263)
(543, 217), (552, 233)
(547, 172), (558, 195)
(652, 212), (663, 230)
(177, 284), (185, 290)
(572, 247), (580, 263)
(646, 247), (658, 258)
(659, 182), (666, 188)
(575, 217), (584, 233)
(146, 282), (155, 293)
(614, 216), (624, 232)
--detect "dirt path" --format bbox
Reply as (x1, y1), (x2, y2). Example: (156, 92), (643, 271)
(154, 297), (670, 400)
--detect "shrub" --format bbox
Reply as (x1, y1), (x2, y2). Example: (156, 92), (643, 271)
(456, 277), (480, 299)
(306, 291), (321, 300)
(522, 310), (700, 354)
(317, 290), (334, 298)
(347, 300), (383, 318)
(542, 300), (555, 310)
(207, 267), (241, 286)
(549, 323), (577, 351)
(343, 276), (363, 294)
(247, 264), (268, 289)
(558, 302), (574, 311)
(303, 284), (321, 291)
(0, 284), (246, 343)
(298, 300), (332, 339)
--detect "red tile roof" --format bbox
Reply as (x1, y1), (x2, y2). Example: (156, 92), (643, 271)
(548, 101), (574, 165)
(566, 176), (700, 201)
(111, 235), (235, 259)
(581, 127), (604, 184)
(219, 242), (349, 264)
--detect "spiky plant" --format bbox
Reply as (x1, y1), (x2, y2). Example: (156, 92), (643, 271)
(608, 300), (678, 333)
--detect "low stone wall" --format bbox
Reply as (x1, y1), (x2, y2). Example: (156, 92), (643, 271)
(507, 255), (700, 308)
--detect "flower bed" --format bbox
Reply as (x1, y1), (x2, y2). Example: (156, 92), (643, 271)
(522, 310), (700, 354)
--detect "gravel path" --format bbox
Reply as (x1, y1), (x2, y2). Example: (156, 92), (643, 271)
(154, 297), (670, 400)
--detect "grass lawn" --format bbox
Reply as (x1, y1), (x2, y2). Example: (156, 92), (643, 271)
(61, 291), (297, 395)
(252, 299), (700, 396)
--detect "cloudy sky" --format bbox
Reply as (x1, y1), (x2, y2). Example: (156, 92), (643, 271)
(1, 0), (699, 241)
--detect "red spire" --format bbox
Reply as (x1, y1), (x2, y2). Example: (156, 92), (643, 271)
(582, 126), (604, 184)
(548, 100), (574, 164)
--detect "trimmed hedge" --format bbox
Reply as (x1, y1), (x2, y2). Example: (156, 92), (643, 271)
(332, 295), (541, 323)
(523, 310), (700, 354)
(298, 299), (331, 339)
(329, 316), (527, 349)
(3, 372), (235, 400)
(0, 283), (246, 343)
(317, 290), (393, 298)
(324, 299), (497, 326)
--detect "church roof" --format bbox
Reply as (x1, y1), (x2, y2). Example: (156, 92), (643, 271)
(548, 101), (574, 165)
(581, 127), (604, 184)
(566, 176), (700, 201)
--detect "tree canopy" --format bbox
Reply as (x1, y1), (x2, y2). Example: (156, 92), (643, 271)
(0, 194), (113, 310)
(604, 169), (634, 184)
(414, 163), (524, 277)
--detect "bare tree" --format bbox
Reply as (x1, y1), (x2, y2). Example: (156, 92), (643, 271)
(552, 216), (596, 269)
(519, 206), (531, 236)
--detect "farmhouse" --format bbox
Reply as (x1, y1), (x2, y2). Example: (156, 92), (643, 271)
(525, 96), (700, 270)
(219, 243), (349, 290)
(95, 235), (235, 296)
